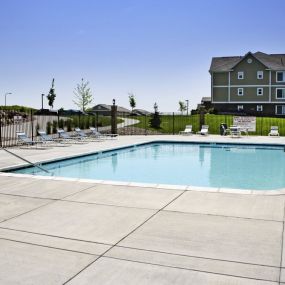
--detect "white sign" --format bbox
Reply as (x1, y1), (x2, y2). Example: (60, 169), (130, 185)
(233, 116), (256, 132)
(13, 116), (23, 123)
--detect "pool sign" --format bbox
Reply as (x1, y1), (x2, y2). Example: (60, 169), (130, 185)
(233, 116), (256, 132)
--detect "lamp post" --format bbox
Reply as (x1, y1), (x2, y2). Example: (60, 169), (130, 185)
(4, 92), (12, 106)
(41, 94), (45, 110)
(185, 99), (189, 116)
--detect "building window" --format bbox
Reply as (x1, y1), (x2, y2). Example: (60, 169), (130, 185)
(276, 88), (285, 99)
(276, 105), (285, 115)
(257, 105), (263, 112)
(237, 105), (243, 111)
(276, 71), (285, 82)
(257, 88), (263, 96)
(257, 71), (263, 79)
(238, 72), (244, 79)
(237, 88), (244, 96)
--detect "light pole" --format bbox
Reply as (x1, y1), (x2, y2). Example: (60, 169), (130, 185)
(4, 92), (12, 106)
(185, 99), (189, 116)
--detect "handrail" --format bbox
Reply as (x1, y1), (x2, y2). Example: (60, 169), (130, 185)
(1, 148), (52, 175)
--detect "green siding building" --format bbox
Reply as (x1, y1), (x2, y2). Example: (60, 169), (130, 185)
(210, 52), (285, 116)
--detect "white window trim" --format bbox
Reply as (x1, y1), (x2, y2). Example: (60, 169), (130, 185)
(238, 71), (244, 80)
(275, 105), (285, 115)
(257, 71), (263, 79)
(257, 88), (263, 96)
(276, 88), (285, 99)
(237, 105), (243, 111)
(276, 71), (285, 82)
(257, 105), (263, 111)
(237, 88), (244, 96)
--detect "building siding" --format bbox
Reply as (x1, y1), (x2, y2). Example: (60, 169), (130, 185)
(213, 72), (228, 85)
(213, 103), (285, 116)
(212, 87), (228, 102)
(230, 55), (269, 85)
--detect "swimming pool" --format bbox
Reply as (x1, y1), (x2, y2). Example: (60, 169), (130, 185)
(9, 142), (285, 190)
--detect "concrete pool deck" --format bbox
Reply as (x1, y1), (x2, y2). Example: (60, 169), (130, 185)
(1, 135), (285, 284)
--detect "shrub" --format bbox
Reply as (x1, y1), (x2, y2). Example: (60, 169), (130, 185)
(52, 120), (58, 134)
(46, 122), (52, 134)
(149, 112), (161, 129)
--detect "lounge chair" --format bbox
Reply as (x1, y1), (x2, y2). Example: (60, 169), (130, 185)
(268, 126), (279, 137)
(57, 129), (88, 144)
(37, 130), (69, 147)
(16, 132), (46, 148)
(197, 125), (209, 136)
(179, 125), (193, 135)
(74, 128), (101, 141)
(89, 127), (118, 139)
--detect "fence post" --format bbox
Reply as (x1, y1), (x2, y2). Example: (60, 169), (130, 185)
(111, 99), (117, 134)
(172, 112), (175, 135)
(199, 107), (205, 130)
(31, 109), (34, 141)
(96, 112), (99, 131)
(144, 114), (147, 135)
(0, 113), (2, 148)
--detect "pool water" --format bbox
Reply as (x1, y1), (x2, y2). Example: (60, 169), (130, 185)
(10, 142), (285, 190)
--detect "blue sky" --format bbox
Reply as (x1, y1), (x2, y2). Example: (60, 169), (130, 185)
(1, 0), (285, 111)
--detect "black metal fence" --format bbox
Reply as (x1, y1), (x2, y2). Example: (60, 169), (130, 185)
(0, 110), (102, 147)
(1, 107), (285, 147)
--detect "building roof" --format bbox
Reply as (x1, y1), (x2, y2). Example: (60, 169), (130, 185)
(92, 104), (131, 113)
(201, 97), (211, 103)
(210, 51), (285, 72)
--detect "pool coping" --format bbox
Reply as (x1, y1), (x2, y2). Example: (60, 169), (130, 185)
(1, 138), (285, 196)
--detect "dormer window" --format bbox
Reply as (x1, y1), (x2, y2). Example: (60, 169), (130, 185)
(238, 72), (244, 80)
(277, 71), (285, 82)
(257, 71), (263, 79)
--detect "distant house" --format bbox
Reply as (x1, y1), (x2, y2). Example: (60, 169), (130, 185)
(91, 104), (131, 116)
(201, 97), (212, 109)
(209, 51), (285, 116)
(195, 97), (212, 112)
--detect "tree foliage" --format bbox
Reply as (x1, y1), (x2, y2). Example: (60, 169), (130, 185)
(128, 92), (136, 111)
(178, 100), (186, 114)
(73, 78), (93, 112)
(47, 78), (56, 109)
(150, 102), (161, 129)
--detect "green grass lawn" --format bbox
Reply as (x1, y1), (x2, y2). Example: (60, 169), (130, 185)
(130, 114), (285, 136)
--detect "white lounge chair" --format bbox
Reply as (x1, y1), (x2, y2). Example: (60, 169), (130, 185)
(197, 125), (209, 135)
(268, 126), (279, 137)
(74, 128), (101, 141)
(16, 132), (46, 148)
(37, 130), (69, 147)
(89, 127), (118, 139)
(57, 129), (88, 144)
(179, 125), (192, 135)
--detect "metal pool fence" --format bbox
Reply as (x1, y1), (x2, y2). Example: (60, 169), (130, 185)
(1, 107), (285, 147)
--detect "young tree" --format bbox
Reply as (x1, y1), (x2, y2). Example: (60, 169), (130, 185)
(178, 101), (186, 114)
(47, 78), (56, 109)
(128, 92), (136, 112)
(150, 102), (161, 129)
(73, 78), (93, 112)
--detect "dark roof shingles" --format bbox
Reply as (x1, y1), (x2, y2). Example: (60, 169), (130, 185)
(210, 52), (285, 72)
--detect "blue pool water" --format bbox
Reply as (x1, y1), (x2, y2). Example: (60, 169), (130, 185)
(10, 142), (285, 190)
